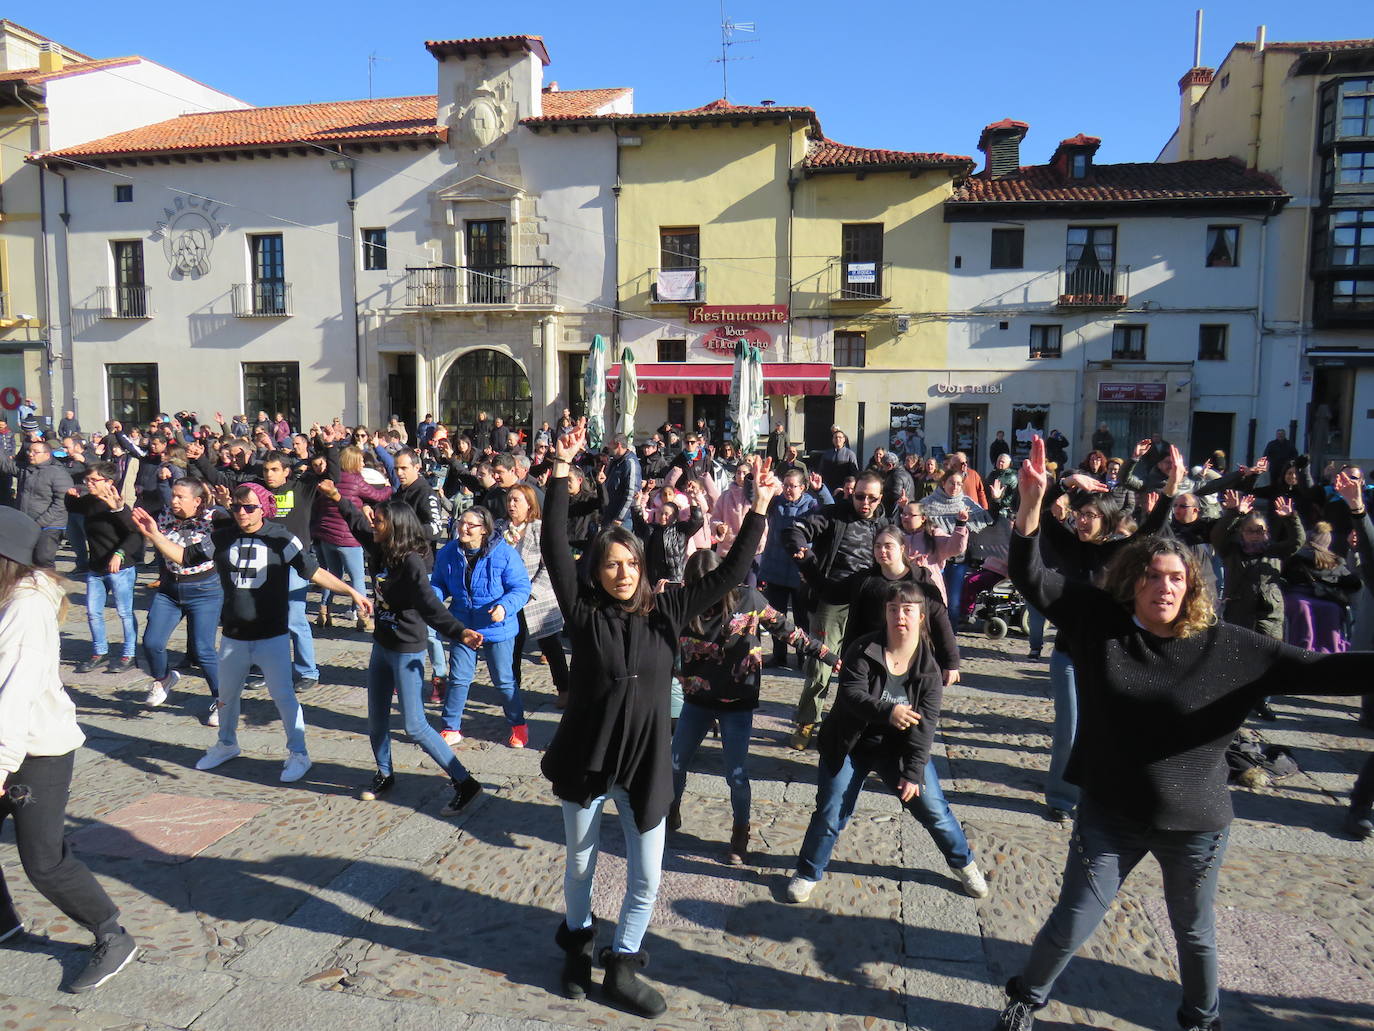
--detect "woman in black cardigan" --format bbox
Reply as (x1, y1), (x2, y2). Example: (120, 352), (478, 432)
(993, 437), (1374, 1031)
(541, 426), (777, 1018)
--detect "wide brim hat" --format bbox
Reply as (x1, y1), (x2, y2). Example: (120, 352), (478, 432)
(0, 507), (41, 566)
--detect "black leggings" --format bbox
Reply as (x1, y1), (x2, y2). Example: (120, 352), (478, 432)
(1, 751), (120, 936)
(514, 612), (570, 693)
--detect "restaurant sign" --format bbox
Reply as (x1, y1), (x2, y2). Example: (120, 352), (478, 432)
(701, 324), (773, 353)
(1098, 382), (1166, 402)
(689, 304), (789, 324)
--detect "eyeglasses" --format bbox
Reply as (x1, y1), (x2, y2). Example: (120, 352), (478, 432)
(230, 503), (260, 513)
(458, 522), (484, 533)
(1173, 503), (1197, 510)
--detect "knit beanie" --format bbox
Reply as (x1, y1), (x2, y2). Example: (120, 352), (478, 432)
(243, 482), (277, 519)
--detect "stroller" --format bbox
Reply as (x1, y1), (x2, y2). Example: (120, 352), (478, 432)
(969, 575), (1029, 640)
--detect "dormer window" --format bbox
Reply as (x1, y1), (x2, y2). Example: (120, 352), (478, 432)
(1051, 135), (1100, 181)
(1070, 153), (1088, 179)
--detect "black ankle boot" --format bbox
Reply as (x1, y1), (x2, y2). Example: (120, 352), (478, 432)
(599, 946), (667, 1018)
(554, 917), (598, 999)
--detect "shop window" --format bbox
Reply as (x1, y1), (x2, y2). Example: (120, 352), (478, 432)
(1010, 404), (1049, 459)
(242, 361), (300, 429)
(107, 363), (158, 426)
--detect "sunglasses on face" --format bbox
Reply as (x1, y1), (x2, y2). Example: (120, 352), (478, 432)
(230, 503), (260, 513)
(853, 493), (881, 502)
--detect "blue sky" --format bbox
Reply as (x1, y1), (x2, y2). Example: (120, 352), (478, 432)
(26, 0), (1373, 163)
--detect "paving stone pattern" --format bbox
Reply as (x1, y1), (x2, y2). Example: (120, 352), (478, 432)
(1, 563), (1372, 1029)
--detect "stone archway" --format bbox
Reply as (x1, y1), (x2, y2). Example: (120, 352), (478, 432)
(437, 348), (532, 443)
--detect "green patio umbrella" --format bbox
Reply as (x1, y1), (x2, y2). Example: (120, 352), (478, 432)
(617, 345), (638, 444)
(583, 333), (607, 451)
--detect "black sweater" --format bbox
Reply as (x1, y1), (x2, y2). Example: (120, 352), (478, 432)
(336, 499), (469, 652)
(65, 493), (143, 574)
(1009, 528), (1374, 831)
(541, 474), (765, 831)
(840, 567), (959, 672)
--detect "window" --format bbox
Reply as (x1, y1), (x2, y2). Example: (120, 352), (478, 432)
(1329, 279), (1374, 314)
(1028, 325), (1062, 359)
(1111, 324), (1147, 360)
(111, 240), (147, 317)
(242, 362), (300, 429)
(840, 223), (883, 299)
(990, 228), (1024, 269)
(656, 338), (686, 362)
(666, 397), (687, 430)
(1011, 404), (1050, 459)
(1065, 226), (1116, 294)
(1205, 226), (1239, 267)
(114, 184), (132, 203)
(1322, 78), (1374, 143)
(1335, 149), (1374, 187)
(659, 227), (700, 270)
(833, 330), (867, 368)
(1198, 324), (1228, 361)
(465, 220), (508, 303)
(249, 233), (287, 314)
(1070, 153), (1087, 179)
(361, 228), (388, 271)
(1327, 209), (1374, 268)
(107, 363), (158, 425)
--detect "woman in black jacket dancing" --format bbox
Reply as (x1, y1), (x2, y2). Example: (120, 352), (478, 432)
(541, 426), (778, 1018)
(993, 437), (1374, 1031)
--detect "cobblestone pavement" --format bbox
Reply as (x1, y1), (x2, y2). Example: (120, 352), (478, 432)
(2, 560), (1372, 1030)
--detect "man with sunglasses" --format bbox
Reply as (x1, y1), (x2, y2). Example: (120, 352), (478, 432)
(783, 469), (890, 748)
(131, 484), (370, 782)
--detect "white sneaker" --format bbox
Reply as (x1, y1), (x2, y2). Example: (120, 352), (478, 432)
(204, 701), (221, 727)
(785, 875), (819, 904)
(145, 670), (178, 707)
(957, 860), (989, 899)
(195, 743), (241, 771)
(281, 751), (312, 783)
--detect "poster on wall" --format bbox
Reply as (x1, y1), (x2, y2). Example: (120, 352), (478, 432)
(888, 403), (927, 457)
(1011, 404), (1050, 460)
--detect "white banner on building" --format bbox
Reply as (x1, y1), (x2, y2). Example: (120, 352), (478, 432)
(656, 268), (698, 301)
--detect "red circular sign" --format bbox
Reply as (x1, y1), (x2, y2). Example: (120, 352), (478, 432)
(0, 387), (20, 411)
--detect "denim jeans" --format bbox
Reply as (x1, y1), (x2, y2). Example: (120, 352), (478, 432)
(85, 568), (137, 659)
(796, 747), (973, 881)
(943, 562), (968, 625)
(1027, 606), (1047, 654)
(287, 567), (318, 681)
(66, 512), (88, 574)
(216, 635), (307, 755)
(1047, 650), (1080, 813)
(761, 582), (807, 662)
(367, 645), (469, 782)
(672, 704), (753, 823)
(797, 601), (847, 726)
(143, 578), (223, 697)
(1017, 797), (1229, 1028)
(427, 626), (449, 680)
(561, 785), (666, 954)
(443, 636), (523, 731)
(315, 541), (366, 614)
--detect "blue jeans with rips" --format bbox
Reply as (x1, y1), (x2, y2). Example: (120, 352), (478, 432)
(796, 747), (973, 881)
(85, 568), (137, 659)
(1016, 796), (1230, 1028)
(671, 704), (753, 823)
(561, 785), (666, 954)
(367, 645), (469, 782)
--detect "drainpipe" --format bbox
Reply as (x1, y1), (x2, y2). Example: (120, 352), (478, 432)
(1248, 26), (1266, 169)
(1248, 212), (1269, 463)
(611, 136), (623, 367)
(785, 114), (798, 435)
(17, 91), (58, 409)
(340, 153), (365, 424)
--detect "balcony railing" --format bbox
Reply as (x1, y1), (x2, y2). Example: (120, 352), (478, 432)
(649, 266), (707, 302)
(405, 265), (559, 307)
(830, 258), (892, 301)
(232, 281), (292, 317)
(1056, 264), (1130, 308)
(97, 284), (152, 319)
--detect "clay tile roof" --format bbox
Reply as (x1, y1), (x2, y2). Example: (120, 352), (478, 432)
(40, 96), (441, 159)
(1235, 38), (1374, 53)
(522, 97), (820, 131)
(1057, 134), (1101, 148)
(949, 157), (1288, 207)
(539, 87), (631, 118)
(0, 56), (141, 86)
(425, 35), (550, 66)
(977, 118), (1029, 150)
(805, 138), (974, 175)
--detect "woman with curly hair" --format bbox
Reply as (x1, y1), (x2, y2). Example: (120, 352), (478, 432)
(991, 437), (1374, 1031)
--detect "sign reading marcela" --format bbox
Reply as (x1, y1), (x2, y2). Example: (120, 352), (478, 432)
(689, 304), (788, 324)
(151, 195), (229, 279)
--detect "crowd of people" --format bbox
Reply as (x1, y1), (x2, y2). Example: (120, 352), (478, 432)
(0, 402), (1371, 1029)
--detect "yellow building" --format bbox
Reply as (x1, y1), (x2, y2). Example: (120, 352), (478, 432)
(525, 99), (971, 458)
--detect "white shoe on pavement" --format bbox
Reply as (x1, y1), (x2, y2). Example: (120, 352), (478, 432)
(281, 751), (312, 783)
(957, 860), (989, 899)
(195, 743), (241, 771)
(145, 670), (178, 707)
(204, 701), (221, 727)
(785, 875), (819, 904)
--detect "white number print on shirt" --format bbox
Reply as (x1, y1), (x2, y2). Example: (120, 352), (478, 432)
(227, 539), (270, 589)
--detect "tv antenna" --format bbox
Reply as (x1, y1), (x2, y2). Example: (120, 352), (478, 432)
(367, 51), (391, 99)
(714, 0), (758, 102)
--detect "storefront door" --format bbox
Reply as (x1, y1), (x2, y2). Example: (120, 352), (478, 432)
(949, 404), (986, 464)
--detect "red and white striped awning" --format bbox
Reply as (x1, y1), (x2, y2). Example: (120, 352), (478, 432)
(606, 362), (832, 396)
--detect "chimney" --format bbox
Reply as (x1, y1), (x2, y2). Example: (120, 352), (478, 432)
(37, 41), (63, 74)
(543, 80), (559, 92)
(1051, 135), (1102, 179)
(977, 119), (1029, 178)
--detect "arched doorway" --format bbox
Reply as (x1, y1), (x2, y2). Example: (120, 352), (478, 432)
(437, 348), (532, 444)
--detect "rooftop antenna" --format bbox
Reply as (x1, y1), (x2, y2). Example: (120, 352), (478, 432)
(714, 0), (758, 102)
(1193, 9), (1204, 67)
(367, 51), (391, 99)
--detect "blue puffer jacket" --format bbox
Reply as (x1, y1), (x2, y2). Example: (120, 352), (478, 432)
(757, 488), (831, 589)
(431, 536), (531, 643)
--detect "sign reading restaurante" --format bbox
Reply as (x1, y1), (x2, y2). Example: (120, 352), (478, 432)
(689, 304), (789, 324)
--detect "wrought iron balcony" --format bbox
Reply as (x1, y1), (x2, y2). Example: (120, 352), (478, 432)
(649, 266), (707, 302)
(97, 285), (152, 319)
(405, 265), (559, 307)
(1056, 265), (1130, 309)
(232, 281), (292, 317)
(830, 258), (892, 302)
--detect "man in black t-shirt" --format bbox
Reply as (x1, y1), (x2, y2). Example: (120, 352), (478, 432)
(132, 485), (370, 783)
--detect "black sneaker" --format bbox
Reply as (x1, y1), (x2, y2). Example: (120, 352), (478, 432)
(994, 996), (1036, 1031)
(69, 929), (137, 992)
(440, 777), (482, 816)
(359, 772), (395, 801)
(0, 907), (23, 944)
(1346, 804), (1373, 841)
(74, 655), (106, 674)
(1045, 807), (1071, 824)
(107, 656), (135, 674)
(294, 677), (319, 692)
